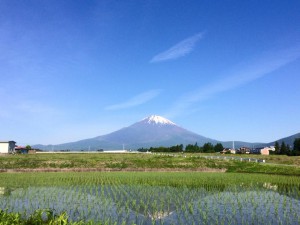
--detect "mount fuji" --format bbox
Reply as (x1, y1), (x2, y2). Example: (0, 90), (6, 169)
(35, 115), (219, 150)
(33, 115), (300, 151)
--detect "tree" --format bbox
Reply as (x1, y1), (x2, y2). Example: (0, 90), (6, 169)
(274, 141), (280, 155)
(202, 142), (214, 153)
(185, 144), (194, 152)
(280, 142), (287, 155)
(294, 138), (300, 151)
(292, 138), (300, 156)
(26, 145), (32, 150)
(137, 148), (149, 152)
(170, 144), (183, 152)
(149, 144), (183, 152)
(286, 144), (291, 152)
(185, 143), (200, 152)
(214, 143), (224, 152)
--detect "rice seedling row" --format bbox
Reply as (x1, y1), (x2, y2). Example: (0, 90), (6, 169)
(0, 172), (299, 224)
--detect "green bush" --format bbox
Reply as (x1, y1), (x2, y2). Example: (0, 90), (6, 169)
(0, 209), (80, 225)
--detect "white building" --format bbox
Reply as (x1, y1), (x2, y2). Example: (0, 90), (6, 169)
(103, 150), (129, 153)
(0, 141), (16, 154)
(230, 149), (236, 154)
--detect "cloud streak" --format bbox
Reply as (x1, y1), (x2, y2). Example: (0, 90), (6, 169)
(150, 32), (205, 63)
(105, 89), (162, 110)
(166, 45), (300, 118)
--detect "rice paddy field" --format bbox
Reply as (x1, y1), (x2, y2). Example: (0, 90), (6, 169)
(0, 172), (300, 225)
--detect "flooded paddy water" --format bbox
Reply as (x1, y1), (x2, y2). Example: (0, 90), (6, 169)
(1, 183), (299, 225)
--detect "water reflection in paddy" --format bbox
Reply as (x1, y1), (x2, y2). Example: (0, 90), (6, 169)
(0, 184), (299, 225)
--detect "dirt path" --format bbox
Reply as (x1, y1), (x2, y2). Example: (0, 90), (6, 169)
(0, 167), (226, 173)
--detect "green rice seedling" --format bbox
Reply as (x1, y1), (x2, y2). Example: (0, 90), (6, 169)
(1, 172), (300, 224)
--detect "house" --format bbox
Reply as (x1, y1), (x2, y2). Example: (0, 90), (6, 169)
(220, 148), (236, 154)
(251, 147), (271, 155)
(0, 141), (16, 154)
(220, 148), (230, 154)
(260, 147), (270, 155)
(237, 147), (251, 154)
(230, 149), (236, 154)
(15, 146), (29, 154)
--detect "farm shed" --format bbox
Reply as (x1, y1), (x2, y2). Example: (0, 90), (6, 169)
(0, 141), (16, 154)
(15, 146), (29, 154)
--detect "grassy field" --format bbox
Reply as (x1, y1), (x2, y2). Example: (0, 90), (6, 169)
(0, 152), (299, 176)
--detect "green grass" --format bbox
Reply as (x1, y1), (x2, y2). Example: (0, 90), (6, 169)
(0, 153), (299, 176)
(0, 209), (93, 225)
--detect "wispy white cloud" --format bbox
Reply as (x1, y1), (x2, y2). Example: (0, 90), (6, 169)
(16, 101), (61, 115)
(0, 99), (62, 122)
(105, 89), (162, 110)
(150, 32), (205, 63)
(166, 45), (300, 118)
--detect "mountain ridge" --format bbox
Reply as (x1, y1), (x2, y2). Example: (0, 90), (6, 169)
(33, 115), (300, 151)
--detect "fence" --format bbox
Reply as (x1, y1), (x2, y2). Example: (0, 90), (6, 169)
(152, 153), (266, 163)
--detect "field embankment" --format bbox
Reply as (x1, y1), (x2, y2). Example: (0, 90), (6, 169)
(0, 153), (299, 176)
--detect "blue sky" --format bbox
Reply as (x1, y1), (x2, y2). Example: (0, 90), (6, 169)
(1, 0), (300, 145)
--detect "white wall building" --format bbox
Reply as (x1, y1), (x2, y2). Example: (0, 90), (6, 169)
(230, 149), (236, 154)
(103, 150), (129, 153)
(0, 141), (16, 154)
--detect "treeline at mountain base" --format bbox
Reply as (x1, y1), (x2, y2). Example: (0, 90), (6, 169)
(137, 142), (223, 153)
(273, 138), (300, 156)
(138, 138), (300, 156)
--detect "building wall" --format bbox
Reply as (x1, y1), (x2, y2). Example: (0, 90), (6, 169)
(0, 143), (9, 153)
(103, 150), (128, 153)
(230, 149), (236, 154)
(0, 141), (16, 153)
(260, 148), (270, 155)
(8, 141), (16, 153)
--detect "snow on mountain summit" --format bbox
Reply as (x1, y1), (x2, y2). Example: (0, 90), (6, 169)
(142, 115), (176, 125)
